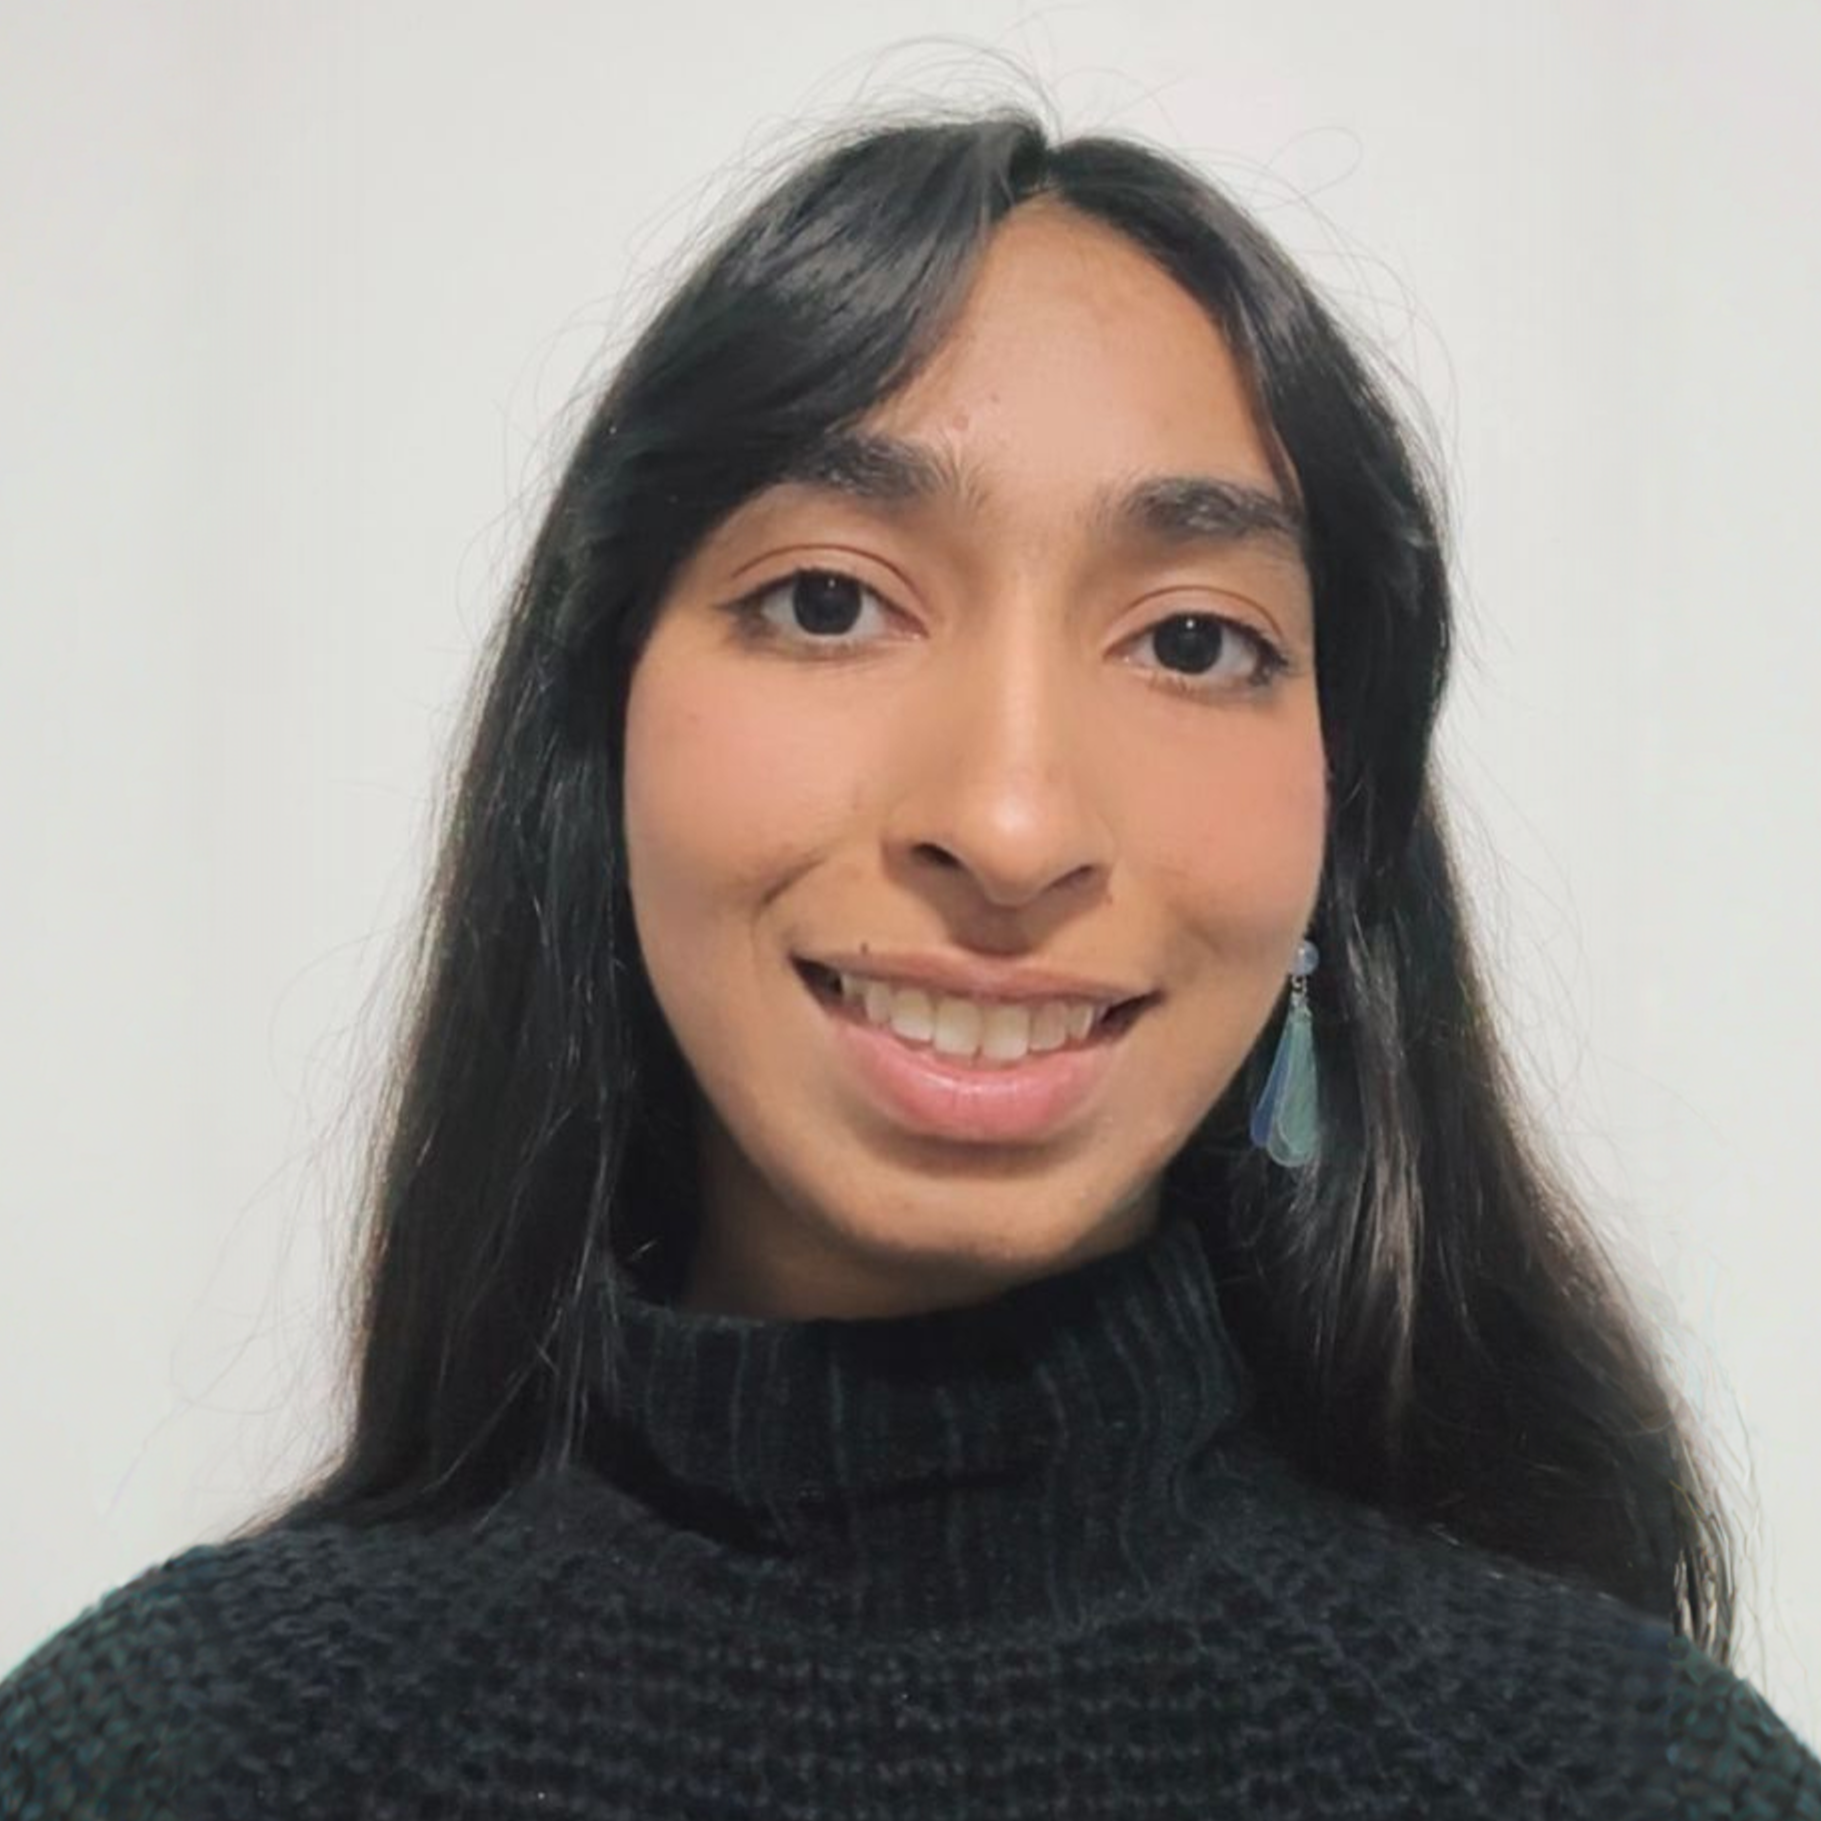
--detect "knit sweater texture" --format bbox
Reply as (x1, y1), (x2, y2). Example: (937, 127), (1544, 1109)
(4, 1201), (1819, 1817)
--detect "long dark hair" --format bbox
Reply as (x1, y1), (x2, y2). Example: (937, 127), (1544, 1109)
(246, 107), (1740, 1661)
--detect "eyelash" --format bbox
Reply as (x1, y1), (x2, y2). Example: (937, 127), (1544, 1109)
(721, 566), (1292, 700)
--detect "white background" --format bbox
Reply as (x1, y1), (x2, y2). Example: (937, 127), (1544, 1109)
(3, 0), (1816, 1742)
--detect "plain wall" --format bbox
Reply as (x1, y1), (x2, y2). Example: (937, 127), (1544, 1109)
(3, 0), (1815, 1742)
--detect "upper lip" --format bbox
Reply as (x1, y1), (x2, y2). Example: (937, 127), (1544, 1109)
(799, 950), (1152, 1008)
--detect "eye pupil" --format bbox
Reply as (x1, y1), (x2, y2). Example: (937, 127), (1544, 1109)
(1152, 615), (1228, 675)
(793, 571), (863, 636)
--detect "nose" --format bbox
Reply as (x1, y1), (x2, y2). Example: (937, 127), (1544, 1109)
(884, 605), (1115, 911)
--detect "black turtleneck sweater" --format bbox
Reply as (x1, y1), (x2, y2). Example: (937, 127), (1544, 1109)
(4, 1202), (1818, 1816)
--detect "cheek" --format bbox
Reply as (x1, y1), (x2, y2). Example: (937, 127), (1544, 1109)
(1137, 718), (1327, 949)
(622, 636), (847, 972)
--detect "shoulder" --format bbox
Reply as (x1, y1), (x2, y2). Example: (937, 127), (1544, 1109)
(1662, 1633), (1821, 1817)
(1, 1542), (246, 1817)
(0, 1486), (604, 1818)
(1202, 1429), (1821, 1815)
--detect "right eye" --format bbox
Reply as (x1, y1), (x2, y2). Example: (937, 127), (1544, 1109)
(726, 567), (900, 651)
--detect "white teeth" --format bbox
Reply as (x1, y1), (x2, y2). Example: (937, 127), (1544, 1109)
(834, 969), (1112, 1065)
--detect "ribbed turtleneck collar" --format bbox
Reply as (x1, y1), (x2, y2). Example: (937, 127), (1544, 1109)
(580, 1203), (1257, 1633)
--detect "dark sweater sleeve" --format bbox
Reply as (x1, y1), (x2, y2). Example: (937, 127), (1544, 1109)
(0, 1529), (489, 1820)
(1, 1521), (565, 1820)
(0, 1551), (216, 1820)
(1663, 1634), (1821, 1816)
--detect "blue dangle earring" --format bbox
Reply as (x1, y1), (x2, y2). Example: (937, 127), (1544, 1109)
(1249, 938), (1322, 1169)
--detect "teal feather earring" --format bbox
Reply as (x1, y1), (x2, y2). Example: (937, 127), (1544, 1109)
(1249, 938), (1321, 1168)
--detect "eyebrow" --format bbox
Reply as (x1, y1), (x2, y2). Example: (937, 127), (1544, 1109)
(770, 428), (1308, 565)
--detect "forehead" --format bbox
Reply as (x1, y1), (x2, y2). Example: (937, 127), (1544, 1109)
(680, 203), (1312, 610)
(866, 202), (1297, 510)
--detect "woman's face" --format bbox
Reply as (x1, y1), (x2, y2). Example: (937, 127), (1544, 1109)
(623, 201), (1326, 1318)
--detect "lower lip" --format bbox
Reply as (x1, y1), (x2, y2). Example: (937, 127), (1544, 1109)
(800, 966), (1147, 1145)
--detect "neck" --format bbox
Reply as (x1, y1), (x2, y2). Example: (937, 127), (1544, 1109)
(580, 1191), (1255, 1633)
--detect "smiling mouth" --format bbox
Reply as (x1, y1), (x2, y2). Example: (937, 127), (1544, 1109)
(794, 958), (1153, 1042)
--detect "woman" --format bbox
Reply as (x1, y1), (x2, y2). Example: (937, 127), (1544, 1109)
(4, 107), (1817, 1817)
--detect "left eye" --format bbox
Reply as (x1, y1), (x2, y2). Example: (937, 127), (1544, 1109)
(1129, 613), (1286, 692)
(727, 567), (1288, 695)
